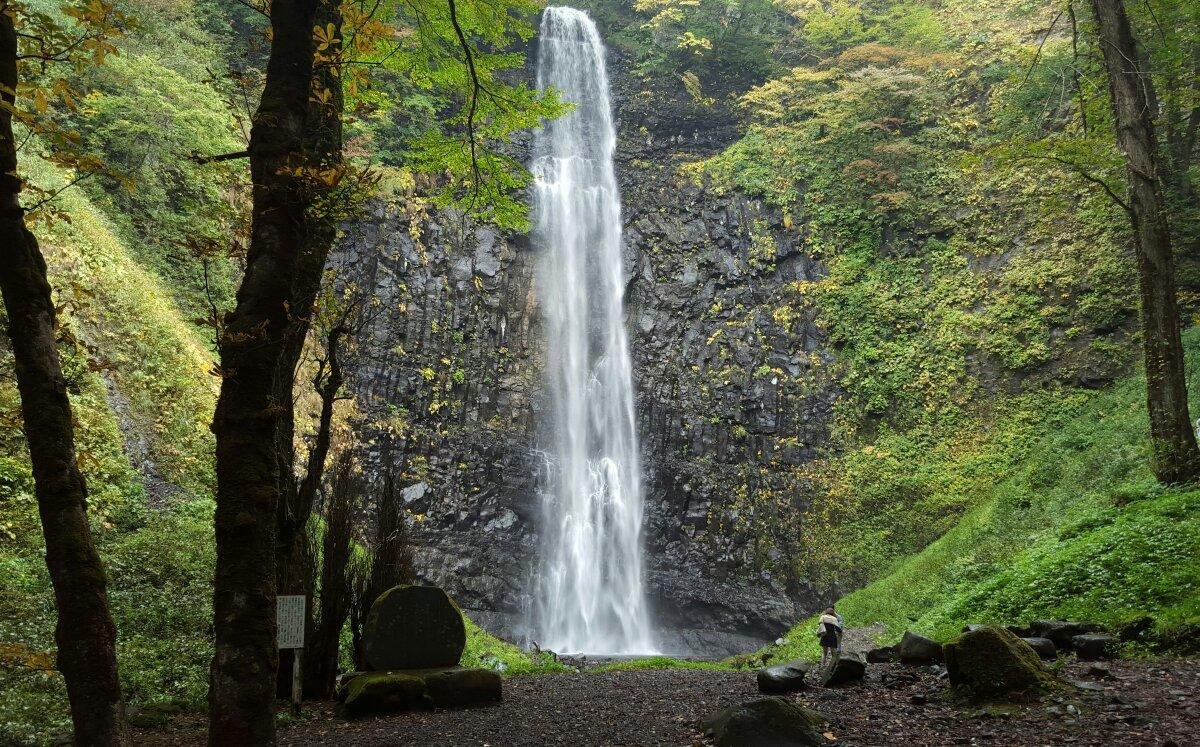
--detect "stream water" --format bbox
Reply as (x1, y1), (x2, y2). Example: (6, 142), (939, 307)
(530, 6), (656, 655)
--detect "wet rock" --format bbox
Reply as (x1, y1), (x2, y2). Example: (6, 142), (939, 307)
(899, 631), (944, 664)
(943, 626), (1057, 698)
(822, 654), (866, 687)
(1021, 637), (1058, 659)
(1028, 619), (1103, 650)
(1072, 633), (1117, 661)
(701, 697), (826, 747)
(364, 585), (466, 670)
(757, 660), (811, 693)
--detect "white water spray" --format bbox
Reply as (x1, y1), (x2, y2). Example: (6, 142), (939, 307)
(531, 6), (655, 655)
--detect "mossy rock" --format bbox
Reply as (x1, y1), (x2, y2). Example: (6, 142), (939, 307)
(944, 626), (1057, 699)
(342, 672), (428, 717)
(424, 667), (502, 707)
(339, 667), (503, 713)
(701, 698), (826, 747)
(364, 585), (466, 670)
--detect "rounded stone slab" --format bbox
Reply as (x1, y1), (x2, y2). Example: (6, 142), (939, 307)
(364, 585), (466, 670)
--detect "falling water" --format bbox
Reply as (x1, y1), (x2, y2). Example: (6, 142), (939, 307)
(531, 6), (655, 655)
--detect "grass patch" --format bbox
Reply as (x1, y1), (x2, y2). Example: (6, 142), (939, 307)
(590, 656), (731, 673)
(461, 616), (570, 675)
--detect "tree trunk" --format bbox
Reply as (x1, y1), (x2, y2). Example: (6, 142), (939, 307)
(0, 14), (127, 746)
(303, 453), (357, 698)
(207, 0), (323, 742)
(1090, 0), (1200, 483)
(273, 0), (346, 700)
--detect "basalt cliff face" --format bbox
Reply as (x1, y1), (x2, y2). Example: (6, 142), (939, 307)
(334, 47), (835, 657)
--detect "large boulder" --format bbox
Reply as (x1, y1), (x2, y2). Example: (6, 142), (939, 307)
(342, 672), (427, 717)
(757, 660), (811, 693)
(1027, 620), (1102, 650)
(364, 585), (467, 670)
(943, 626), (1056, 698)
(701, 698), (826, 747)
(1021, 637), (1058, 659)
(866, 645), (899, 663)
(899, 631), (943, 664)
(822, 654), (866, 687)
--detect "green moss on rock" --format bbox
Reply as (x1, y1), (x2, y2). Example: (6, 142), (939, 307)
(342, 672), (427, 717)
(943, 626), (1057, 699)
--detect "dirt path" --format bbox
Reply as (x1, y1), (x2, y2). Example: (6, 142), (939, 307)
(839, 623), (886, 655)
(135, 659), (1200, 746)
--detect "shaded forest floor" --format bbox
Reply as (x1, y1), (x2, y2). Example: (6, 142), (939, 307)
(133, 659), (1200, 746)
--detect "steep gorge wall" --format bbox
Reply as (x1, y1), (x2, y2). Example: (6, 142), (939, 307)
(335, 50), (834, 656)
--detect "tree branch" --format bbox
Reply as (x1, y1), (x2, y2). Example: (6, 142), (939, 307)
(190, 149), (250, 165)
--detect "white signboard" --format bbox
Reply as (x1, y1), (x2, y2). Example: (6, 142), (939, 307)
(277, 595), (306, 649)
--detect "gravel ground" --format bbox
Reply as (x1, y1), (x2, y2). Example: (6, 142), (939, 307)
(135, 659), (1200, 746)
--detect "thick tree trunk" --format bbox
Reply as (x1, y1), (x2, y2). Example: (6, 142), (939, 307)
(1090, 0), (1200, 483)
(273, 0), (346, 700)
(207, 0), (323, 742)
(0, 14), (127, 746)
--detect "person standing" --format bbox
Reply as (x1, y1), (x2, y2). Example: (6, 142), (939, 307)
(816, 607), (843, 666)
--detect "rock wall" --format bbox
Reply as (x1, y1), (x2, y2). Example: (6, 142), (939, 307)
(334, 47), (835, 657)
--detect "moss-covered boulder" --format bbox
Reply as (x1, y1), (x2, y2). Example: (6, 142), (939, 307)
(338, 666), (503, 714)
(364, 585), (467, 670)
(342, 672), (428, 717)
(423, 667), (502, 707)
(701, 698), (826, 747)
(943, 626), (1056, 698)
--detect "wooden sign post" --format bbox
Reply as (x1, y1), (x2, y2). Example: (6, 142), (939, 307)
(277, 595), (306, 716)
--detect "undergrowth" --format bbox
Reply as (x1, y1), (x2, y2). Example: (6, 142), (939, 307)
(738, 331), (1200, 668)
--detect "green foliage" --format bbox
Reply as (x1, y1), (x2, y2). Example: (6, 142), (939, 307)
(73, 49), (244, 323)
(0, 501), (215, 744)
(345, 0), (567, 230)
(749, 330), (1200, 666)
(25, 152), (218, 498)
(461, 616), (570, 675)
(626, 0), (785, 85)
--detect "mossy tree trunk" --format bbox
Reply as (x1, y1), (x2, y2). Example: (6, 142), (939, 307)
(0, 13), (128, 746)
(273, 0), (346, 700)
(208, 0), (334, 741)
(1090, 0), (1200, 483)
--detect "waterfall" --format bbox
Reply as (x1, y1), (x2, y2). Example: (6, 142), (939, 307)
(531, 6), (655, 655)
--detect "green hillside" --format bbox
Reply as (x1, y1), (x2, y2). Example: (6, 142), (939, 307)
(740, 331), (1200, 666)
